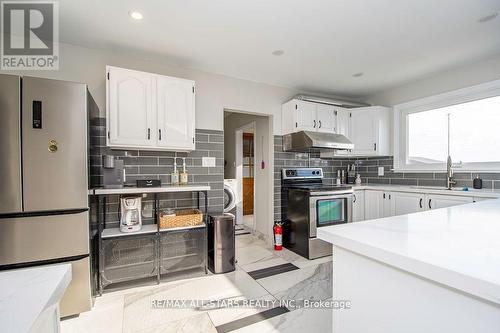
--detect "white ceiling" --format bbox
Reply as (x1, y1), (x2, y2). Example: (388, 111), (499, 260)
(59, 0), (500, 97)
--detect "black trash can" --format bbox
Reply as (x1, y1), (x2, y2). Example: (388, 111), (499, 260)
(207, 213), (235, 274)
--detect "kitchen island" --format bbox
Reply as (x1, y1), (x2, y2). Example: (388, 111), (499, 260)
(318, 199), (500, 333)
(0, 264), (72, 333)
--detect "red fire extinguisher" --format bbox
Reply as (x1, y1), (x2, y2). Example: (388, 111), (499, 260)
(274, 222), (283, 251)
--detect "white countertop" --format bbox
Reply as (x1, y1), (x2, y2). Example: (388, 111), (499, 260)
(90, 185), (211, 195)
(318, 199), (500, 305)
(352, 184), (500, 198)
(0, 264), (72, 332)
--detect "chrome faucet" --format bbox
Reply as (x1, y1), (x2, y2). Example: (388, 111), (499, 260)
(446, 155), (456, 190)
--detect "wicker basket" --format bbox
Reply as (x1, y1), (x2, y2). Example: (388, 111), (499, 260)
(159, 209), (203, 229)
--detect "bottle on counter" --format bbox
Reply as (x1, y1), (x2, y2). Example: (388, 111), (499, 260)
(473, 175), (483, 189)
(336, 170), (341, 185)
(180, 158), (188, 185)
(348, 164), (356, 184)
(341, 169), (346, 184)
(355, 174), (362, 185)
(171, 159), (179, 185)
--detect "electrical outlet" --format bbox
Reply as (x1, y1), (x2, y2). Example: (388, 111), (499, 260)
(378, 166), (384, 176)
(202, 157), (216, 167)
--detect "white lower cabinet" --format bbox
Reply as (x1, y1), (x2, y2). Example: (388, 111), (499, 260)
(391, 191), (426, 215)
(381, 192), (393, 218)
(364, 190), (383, 220)
(352, 190), (365, 222)
(426, 194), (473, 210)
(360, 190), (476, 221)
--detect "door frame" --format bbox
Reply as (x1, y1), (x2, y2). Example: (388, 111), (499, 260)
(235, 121), (256, 231)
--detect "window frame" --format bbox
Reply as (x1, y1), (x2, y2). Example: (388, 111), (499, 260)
(394, 79), (500, 172)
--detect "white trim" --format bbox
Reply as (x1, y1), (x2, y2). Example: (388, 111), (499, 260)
(394, 79), (500, 172)
(235, 122), (256, 231)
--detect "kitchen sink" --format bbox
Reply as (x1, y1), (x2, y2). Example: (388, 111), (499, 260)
(410, 186), (473, 192)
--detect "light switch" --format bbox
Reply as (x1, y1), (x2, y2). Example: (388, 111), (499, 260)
(378, 166), (384, 176)
(202, 157), (216, 167)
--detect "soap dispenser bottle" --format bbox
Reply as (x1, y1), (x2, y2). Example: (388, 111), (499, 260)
(171, 159), (179, 185)
(180, 158), (188, 185)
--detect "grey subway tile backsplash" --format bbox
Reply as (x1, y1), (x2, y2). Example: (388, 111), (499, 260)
(273, 135), (500, 222)
(89, 117), (224, 228)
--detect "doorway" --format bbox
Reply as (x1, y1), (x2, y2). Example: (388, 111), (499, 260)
(223, 110), (273, 243)
(236, 123), (256, 230)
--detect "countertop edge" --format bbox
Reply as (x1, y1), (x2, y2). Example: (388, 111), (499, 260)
(317, 228), (500, 305)
(0, 264), (72, 332)
(89, 185), (211, 195)
(351, 184), (500, 198)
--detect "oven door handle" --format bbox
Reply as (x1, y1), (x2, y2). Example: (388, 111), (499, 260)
(308, 191), (354, 197)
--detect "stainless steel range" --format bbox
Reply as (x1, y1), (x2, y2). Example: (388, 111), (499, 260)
(281, 168), (353, 259)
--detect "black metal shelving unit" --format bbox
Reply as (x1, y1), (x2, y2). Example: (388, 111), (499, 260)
(92, 188), (209, 295)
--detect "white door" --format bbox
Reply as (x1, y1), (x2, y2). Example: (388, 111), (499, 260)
(350, 109), (377, 155)
(364, 190), (382, 220)
(107, 67), (153, 147)
(156, 76), (195, 150)
(336, 108), (351, 137)
(426, 194), (473, 210)
(332, 108), (352, 156)
(381, 192), (394, 218)
(392, 192), (425, 216)
(316, 104), (336, 133)
(352, 190), (365, 222)
(296, 100), (317, 131)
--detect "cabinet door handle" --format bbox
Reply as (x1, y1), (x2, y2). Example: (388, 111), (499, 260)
(419, 198), (423, 209)
(428, 199), (432, 209)
(374, 143), (377, 151)
(147, 128), (151, 140)
(319, 120), (322, 128)
(383, 193), (386, 199)
(159, 129), (162, 140)
(389, 194), (391, 200)
(313, 120), (316, 128)
(353, 194), (356, 203)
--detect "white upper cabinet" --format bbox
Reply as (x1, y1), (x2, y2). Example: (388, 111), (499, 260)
(316, 104), (337, 133)
(156, 75), (195, 150)
(281, 99), (339, 134)
(350, 108), (378, 154)
(334, 106), (391, 157)
(106, 66), (196, 151)
(283, 100), (391, 157)
(296, 100), (317, 131)
(335, 108), (350, 138)
(107, 67), (153, 148)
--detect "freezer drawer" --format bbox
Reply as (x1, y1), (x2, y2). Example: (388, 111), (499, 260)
(59, 257), (92, 317)
(22, 77), (88, 212)
(0, 211), (89, 266)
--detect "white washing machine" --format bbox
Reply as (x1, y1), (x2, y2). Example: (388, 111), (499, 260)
(223, 179), (239, 222)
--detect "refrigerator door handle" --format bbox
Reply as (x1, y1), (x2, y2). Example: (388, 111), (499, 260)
(0, 207), (89, 219)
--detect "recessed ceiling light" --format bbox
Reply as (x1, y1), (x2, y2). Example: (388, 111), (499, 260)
(353, 73), (364, 77)
(129, 11), (143, 20)
(478, 12), (497, 23)
(272, 50), (285, 56)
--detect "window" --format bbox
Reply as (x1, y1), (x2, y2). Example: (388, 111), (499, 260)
(394, 80), (500, 172)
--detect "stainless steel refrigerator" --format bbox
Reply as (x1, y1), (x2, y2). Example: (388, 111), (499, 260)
(0, 74), (92, 317)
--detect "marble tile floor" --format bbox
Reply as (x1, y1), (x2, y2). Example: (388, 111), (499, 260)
(61, 233), (333, 333)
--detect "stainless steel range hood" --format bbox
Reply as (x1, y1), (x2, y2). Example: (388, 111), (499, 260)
(283, 131), (353, 151)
